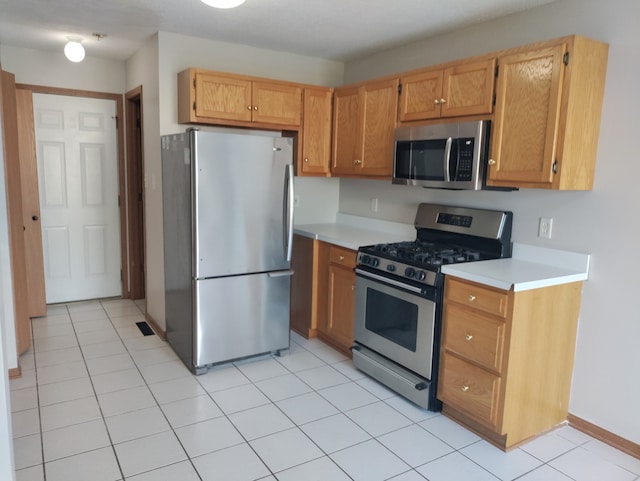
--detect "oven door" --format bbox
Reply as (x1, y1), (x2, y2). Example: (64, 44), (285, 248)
(353, 268), (437, 380)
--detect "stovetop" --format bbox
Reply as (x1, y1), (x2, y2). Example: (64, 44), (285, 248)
(356, 203), (513, 288)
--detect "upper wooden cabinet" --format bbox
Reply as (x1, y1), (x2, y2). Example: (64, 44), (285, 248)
(298, 87), (332, 176)
(332, 78), (398, 177)
(178, 68), (302, 128)
(399, 59), (496, 122)
(487, 36), (608, 190)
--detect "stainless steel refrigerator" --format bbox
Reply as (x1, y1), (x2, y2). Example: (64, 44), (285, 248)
(161, 128), (294, 374)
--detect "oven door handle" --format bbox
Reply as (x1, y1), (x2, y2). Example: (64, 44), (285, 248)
(355, 268), (424, 294)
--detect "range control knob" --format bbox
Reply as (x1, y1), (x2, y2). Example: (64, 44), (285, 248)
(361, 255), (371, 265)
(370, 257), (380, 267)
(387, 264), (396, 272)
(404, 267), (416, 278)
(415, 271), (426, 281)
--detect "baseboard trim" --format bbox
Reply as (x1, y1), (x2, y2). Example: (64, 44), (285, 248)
(145, 312), (166, 341)
(568, 413), (640, 460)
(8, 366), (21, 379)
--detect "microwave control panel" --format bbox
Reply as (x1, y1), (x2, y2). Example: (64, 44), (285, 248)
(455, 138), (474, 181)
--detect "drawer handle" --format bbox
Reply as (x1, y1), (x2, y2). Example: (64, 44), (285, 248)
(468, 295), (476, 302)
(339, 255), (345, 261)
(351, 284), (356, 291)
(465, 334), (473, 341)
(461, 385), (470, 392)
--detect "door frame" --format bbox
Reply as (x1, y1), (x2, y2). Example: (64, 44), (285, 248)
(125, 86), (145, 300)
(17, 83), (129, 298)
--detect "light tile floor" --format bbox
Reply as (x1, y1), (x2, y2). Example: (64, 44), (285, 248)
(9, 298), (640, 481)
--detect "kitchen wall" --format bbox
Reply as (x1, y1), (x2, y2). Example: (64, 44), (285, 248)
(127, 32), (343, 330)
(340, 0), (640, 444)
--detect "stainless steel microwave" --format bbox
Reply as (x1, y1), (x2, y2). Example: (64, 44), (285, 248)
(393, 120), (490, 190)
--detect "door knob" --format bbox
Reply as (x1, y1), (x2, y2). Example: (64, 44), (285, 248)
(32, 215), (39, 221)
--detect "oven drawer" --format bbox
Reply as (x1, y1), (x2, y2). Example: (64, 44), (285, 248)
(330, 245), (357, 269)
(443, 303), (505, 373)
(446, 278), (509, 318)
(439, 353), (501, 429)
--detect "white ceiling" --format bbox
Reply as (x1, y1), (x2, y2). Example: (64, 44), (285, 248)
(0, 0), (558, 62)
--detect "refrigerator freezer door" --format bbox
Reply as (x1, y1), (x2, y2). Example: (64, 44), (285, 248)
(192, 130), (294, 279)
(193, 271), (292, 369)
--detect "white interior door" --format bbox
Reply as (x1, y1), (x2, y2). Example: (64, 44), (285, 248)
(33, 93), (121, 303)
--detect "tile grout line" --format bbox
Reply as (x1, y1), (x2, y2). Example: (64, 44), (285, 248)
(98, 298), (204, 481)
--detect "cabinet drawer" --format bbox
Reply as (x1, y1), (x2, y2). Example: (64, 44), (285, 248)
(329, 246), (356, 269)
(439, 353), (501, 428)
(443, 303), (505, 373)
(446, 278), (509, 318)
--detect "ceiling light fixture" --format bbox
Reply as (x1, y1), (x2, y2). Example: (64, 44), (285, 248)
(200, 0), (246, 9)
(64, 37), (85, 62)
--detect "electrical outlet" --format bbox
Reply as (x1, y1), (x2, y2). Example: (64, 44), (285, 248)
(538, 217), (553, 239)
(370, 197), (379, 212)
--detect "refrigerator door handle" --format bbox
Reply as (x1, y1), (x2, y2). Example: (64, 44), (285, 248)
(268, 270), (294, 278)
(283, 164), (295, 262)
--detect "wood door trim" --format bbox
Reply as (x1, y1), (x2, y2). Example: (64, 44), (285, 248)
(125, 86), (145, 300)
(19, 83), (129, 299)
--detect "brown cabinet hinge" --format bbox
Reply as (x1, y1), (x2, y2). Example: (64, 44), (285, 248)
(193, 101), (196, 111)
(552, 160), (559, 174)
(563, 52), (570, 66)
(495, 65), (499, 77)
(398, 83), (403, 95)
(193, 78), (196, 88)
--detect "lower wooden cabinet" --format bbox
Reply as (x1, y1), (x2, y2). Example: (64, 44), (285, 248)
(289, 237), (357, 355)
(438, 277), (584, 450)
(315, 242), (357, 355)
(289, 234), (318, 339)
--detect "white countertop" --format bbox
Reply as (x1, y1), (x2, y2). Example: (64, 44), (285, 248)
(294, 217), (590, 292)
(442, 244), (591, 292)
(294, 214), (415, 250)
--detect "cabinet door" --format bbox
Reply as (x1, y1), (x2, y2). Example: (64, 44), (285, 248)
(252, 81), (302, 126)
(398, 69), (443, 122)
(361, 78), (398, 177)
(300, 87), (332, 175)
(194, 72), (252, 122)
(332, 85), (363, 175)
(488, 44), (566, 187)
(327, 264), (356, 350)
(441, 59), (496, 118)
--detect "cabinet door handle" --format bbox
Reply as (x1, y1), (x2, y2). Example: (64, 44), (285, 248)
(434, 98), (440, 105)
(304, 158), (309, 163)
(488, 159), (496, 166)
(353, 159), (362, 165)
(247, 105), (252, 110)
(253, 105), (258, 111)
(339, 255), (345, 261)
(439, 98), (447, 104)
(465, 334), (473, 341)
(461, 385), (470, 392)
(468, 295), (476, 302)
(351, 284), (356, 291)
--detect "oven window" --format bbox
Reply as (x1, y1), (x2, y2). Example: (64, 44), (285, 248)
(364, 287), (418, 352)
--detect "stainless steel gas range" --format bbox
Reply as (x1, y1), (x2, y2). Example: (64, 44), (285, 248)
(352, 203), (513, 410)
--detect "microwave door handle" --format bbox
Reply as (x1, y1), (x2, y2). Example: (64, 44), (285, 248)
(444, 137), (453, 182)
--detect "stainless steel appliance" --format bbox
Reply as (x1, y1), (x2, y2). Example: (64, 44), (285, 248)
(352, 203), (513, 409)
(161, 128), (294, 374)
(393, 120), (491, 190)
